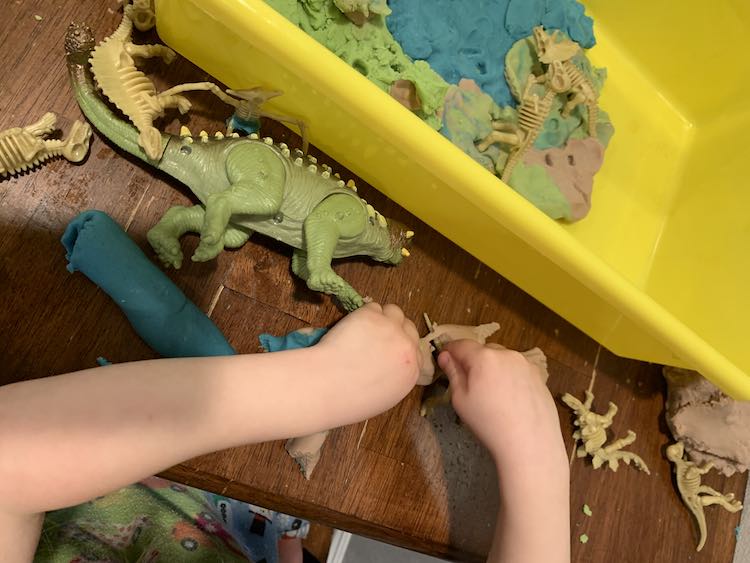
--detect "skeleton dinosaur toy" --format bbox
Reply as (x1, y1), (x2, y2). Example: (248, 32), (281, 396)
(0, 113), (91, 177)
(476, 75), (557, 183)
(67, 23), (411, 311)
(532, 26), (599, 137)
(90, 1), (249, 160)
(562, 390), (650, 474)
(666, 441), (743, 551)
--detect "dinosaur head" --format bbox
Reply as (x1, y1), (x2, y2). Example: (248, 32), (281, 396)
(373, 219), (414, 265)
(129, 0), (157, 32)
(61, 120), (93, 163)
(666, 442), (685, 462)
(532, 26), (580, 64)
(65, 22), (95, 60)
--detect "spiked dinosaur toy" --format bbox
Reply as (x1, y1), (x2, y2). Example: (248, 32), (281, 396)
(67, 23), (412, 311)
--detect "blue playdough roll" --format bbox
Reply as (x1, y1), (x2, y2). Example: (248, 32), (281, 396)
(61, 210), (235, 357)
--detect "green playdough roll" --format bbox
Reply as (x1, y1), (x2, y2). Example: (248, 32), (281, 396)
(62, 210), (235, 357)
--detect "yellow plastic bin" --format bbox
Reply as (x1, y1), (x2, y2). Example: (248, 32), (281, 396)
(155, 0), (750, 398)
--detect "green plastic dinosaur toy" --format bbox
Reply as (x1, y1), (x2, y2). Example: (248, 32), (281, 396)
(65, 23), (412, 311)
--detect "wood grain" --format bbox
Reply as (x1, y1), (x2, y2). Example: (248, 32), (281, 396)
(0, 1), (745, 561)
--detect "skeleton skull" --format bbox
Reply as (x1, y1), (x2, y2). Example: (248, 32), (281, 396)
(130, 0), (156, 32)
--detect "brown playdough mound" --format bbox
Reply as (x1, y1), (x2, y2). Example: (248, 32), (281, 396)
(664, 366), (750, 476)
(524, 137), (605, 221)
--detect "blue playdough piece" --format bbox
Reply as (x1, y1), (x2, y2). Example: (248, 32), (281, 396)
(387, 0), (595, 107)
(259, 328), (328, 352)
(62, 210), (235, 358)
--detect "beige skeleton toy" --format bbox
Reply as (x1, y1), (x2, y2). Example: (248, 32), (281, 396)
(0, 113), (91, 177)
(562, 390), (650, 474)
(89, 1), (241, 160)
(476, 76), (557, 183)
(532, 26), (599, 137)
(666, 441), (743, 551)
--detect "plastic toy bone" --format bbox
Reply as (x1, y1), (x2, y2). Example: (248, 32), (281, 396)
(88, 2), (241, 160)
(68, 23), (412, 311)
(532, 26), (599, 137)
(476, 75), (557, 183)
(666, 441), (743, 551)
(0, 112), (91, 177)
(562, 390), (650, 474)
(418, 314), (549, 416)
(224, 88), (309, 153)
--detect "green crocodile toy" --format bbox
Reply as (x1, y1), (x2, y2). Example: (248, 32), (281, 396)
(65, 23), (412, 311)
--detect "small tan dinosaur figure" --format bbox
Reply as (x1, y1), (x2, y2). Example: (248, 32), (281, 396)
(0, 112), (91, 177)
(89, 2), (237, 160)
(666, 441), (743, 551)
(532, 26), (599, 137)
(476, 75), (557, 183)
(563, 390), (650, 474)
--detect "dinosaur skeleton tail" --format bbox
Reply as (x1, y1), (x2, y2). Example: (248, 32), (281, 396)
(111, 5), (135, 42)
(692, 500), (708, 551)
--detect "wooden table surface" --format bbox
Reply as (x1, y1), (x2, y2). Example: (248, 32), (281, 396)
(1, 2), (746, 561)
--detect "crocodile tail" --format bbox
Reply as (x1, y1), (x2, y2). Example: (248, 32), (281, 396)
(65, 23), (167, 163)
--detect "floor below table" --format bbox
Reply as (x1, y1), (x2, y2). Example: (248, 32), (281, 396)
(0, 1), (745, 561)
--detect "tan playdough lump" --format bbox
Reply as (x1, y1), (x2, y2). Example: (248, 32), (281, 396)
(664, 366), (750, 476)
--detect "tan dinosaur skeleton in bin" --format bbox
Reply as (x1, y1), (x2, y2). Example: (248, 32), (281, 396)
(0, 113), (91, 177)
(477, 26), (600, 183)
(666, 441), (743, 551)
(476, 76), (557, 183)
(532, 26), (599, 137)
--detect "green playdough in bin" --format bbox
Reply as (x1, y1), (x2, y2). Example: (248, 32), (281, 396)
(265, 0), (449, 129)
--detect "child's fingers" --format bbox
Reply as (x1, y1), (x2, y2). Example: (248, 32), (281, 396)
(440, 339), (485, 373)
(402, 317), (420, 342)
(361, 302), (383, 313)
(438, 349), (468, 392)
(382, 303), (405, 323)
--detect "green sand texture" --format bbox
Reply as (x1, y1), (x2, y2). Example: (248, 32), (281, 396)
(266, 0), (448, 128)
(265, 1), (614, 221)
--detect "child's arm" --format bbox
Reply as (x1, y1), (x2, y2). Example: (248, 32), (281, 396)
(0, 303), (420, 558)
(439, 340), (570, 563)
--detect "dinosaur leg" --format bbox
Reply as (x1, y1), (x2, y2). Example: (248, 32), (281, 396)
(561, 91), (586, 118)
(291, 249), (310, 280)
(24, 112), (57, 138)
(701, 495), (743, 512)
(476, 130), (519, 152)
(302, 193), (367, 311)
(223, 226), (252, 249)
(147, 204), (206, 269)
(125, 42), (177, 64)
(193, 143), (285, 262)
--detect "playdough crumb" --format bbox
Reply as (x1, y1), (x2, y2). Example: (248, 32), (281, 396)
(34, 14), (43, 21)
(583, 504), (592, 517)
(579, 534), (589, 544)
(736, 526), (741, 540)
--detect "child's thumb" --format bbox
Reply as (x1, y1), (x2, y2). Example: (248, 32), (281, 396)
(438, 350), (466, 390)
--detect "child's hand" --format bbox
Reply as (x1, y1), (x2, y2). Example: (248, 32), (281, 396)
(317, 303), (422, 421)
(438, 340), (567, 471)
